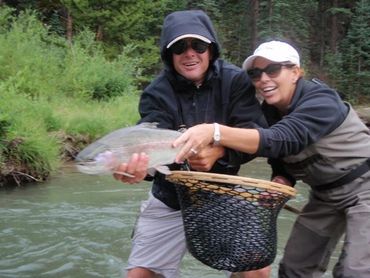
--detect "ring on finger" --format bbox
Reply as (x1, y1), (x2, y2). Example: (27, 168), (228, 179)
(190, 148), (198, 155)
(123, 172), (135, 178)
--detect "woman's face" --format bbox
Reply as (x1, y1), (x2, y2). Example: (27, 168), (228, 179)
(250, 57), (300, 111)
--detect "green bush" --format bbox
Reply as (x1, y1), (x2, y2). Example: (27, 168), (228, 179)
(0, 85), (60, 180)
(61, 30), (138, 101)
(54, 95), (140, 139)
(0, 9), (140, 185)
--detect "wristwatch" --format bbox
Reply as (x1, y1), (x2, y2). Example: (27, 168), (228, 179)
(213, 123), (221, 145)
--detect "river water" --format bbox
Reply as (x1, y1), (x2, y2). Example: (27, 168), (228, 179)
(0, 158), (341, 278)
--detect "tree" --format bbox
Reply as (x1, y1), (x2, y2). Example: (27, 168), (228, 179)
(2, 0), (370, 103)
(340, 0), (370, 101)
(250, 0), (259, 50)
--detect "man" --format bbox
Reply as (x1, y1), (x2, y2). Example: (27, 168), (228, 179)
(114, 10), (269, 278)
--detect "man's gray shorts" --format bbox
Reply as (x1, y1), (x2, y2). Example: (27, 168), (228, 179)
(125, 192), (237, 278)
(125, 192), (187, 277)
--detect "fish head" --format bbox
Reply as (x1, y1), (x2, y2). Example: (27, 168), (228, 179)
(75, 142), (118, 175)
(75, 159), (111, 175)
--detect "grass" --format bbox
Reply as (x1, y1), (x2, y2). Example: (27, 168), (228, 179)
(0, 8), (141, 186)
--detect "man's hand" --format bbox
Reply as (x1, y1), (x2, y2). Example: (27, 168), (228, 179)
(188, 144), (225, 172)
(113, 152), (149, 184)
(271, 175), (293, 186)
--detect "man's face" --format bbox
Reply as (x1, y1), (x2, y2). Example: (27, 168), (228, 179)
(171, 38), (212, 86)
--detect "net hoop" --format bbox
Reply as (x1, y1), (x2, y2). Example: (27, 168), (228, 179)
(168, 171), (296, 197)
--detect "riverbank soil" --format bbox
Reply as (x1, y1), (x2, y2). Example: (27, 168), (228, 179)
(1, 106), (370, 187)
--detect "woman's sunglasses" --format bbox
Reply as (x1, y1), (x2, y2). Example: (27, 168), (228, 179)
(170, 39), (210, 55)
(247, 63), (295, 81)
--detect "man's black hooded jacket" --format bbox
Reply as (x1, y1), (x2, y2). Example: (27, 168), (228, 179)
(137, 10), (267, 209)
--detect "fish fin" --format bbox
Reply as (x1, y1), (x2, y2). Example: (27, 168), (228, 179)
(155, 165), (172, 175)
(177, 125), (187, 133)
(112, 170), (135, 178)
(147, 168), (157, 176)
(147, 166), (171, 176)
(138, 122), (159, 129)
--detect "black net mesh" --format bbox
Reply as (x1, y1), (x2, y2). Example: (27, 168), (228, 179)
(168, 172), (294, 272)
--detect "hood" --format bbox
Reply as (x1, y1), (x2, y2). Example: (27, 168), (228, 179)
(160, 10), (220, 67)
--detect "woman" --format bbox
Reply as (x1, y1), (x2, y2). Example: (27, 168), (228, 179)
(173, 40), (370, 277)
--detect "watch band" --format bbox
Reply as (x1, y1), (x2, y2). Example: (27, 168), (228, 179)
(213, 123), (221, 145)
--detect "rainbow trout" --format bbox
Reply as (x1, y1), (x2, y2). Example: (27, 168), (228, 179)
(75, 123), (183, 176)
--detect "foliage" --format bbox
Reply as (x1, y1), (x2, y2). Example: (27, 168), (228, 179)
(0, 5), (14, 32)
(258, 0), (312, 43)
(0, 10), (64, 100)
(0, 8), (139, 100)
(60, 0), (185, 79)
(61, 30), (138, 100)
(339, 0), (370, 103)
(53, 95), (140, 139)
(0, 8), (140, 185)
(212, 0), (248, 65)
(0, 84), (60, 184)
(1, 0), (370, 185)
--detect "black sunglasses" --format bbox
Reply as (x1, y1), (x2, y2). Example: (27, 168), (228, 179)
(247, 63), (295, 81)
(170, 39), (210, 55)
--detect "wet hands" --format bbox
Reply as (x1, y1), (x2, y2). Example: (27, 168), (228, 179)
(173, 123), (214, 163)
(113, 152), (149, 184)
(113, 123), (222, 183)
(187, 144), (225, 171)
(271, 175), (293, 186)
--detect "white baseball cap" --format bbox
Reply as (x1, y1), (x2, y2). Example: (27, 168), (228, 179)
(167, 34), (211, 49)
(242, 41), (300, 70)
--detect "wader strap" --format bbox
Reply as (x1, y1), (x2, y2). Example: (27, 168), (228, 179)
(315, 158), (370, 191)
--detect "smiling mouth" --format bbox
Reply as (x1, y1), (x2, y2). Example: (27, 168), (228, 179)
(260, 86), (277, 95)
(184, 61), (198, 67)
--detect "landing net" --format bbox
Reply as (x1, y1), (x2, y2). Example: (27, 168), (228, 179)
(166, 171), (296, 272)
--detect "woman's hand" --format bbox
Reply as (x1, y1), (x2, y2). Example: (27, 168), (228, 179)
(173, 123), (214, 163)
(113, 152), (149, 184)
